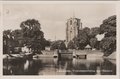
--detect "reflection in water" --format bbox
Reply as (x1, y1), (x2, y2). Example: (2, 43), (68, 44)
(3, 57), (116, 75)
(24, 60), (29, 70)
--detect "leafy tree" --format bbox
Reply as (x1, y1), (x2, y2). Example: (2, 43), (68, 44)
(3, 30), (12, 36)
(20, 19), (45, 53)
(3, 30), (15, 54)
(45, 40), (51, 47)
(89, 37), (97, 48)
(11, 29), (23, 47)
(50, 40), (66, 50)
(83, 27), (90, 35)
(100, 37), (116, 56)
(73, 30), (89, 50)
(50, 41), (59, 50)
(20, 19), (42, 38)
(95, 41), (100, 50)
(99, 15), (116, 56)
(89, 27), (100, 38)
(11, 29), (22, 38)
(67, 40), (76, 49)
(100, 15), (116, 37)
(59, 41), (67, 50)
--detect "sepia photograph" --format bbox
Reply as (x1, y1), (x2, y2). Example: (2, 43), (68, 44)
(2, 1), (117, 76)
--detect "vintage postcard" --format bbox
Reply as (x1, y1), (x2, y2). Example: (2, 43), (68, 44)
(0, 1), (120, 79)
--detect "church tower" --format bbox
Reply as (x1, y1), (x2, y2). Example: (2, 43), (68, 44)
(66, 17), (82, 45)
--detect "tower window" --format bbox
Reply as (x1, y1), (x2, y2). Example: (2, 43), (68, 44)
(70, 20), (72, 25)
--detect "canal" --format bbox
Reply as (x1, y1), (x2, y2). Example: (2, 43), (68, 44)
(3, 57), (116, 75)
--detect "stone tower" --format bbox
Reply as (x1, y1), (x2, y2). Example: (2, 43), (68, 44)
(66, 17), (82, 45)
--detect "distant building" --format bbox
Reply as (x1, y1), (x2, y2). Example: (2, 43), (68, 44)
(85, 45), (92, 50)
(66, 16), (82, 45)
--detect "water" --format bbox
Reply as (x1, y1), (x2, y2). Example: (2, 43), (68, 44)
(3, 57), (116, 75)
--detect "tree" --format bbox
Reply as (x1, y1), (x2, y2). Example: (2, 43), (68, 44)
(44, 40), (51, 47)
(67, 40), (76, 49)
(89, 27), (100, 38)
(89, 37), (97, 48)
(20, 19), (42, 38)
(20, 19), (45, 53)
(100, 37), (116, 56)
(83, 27), (90, 35)
(3, 30), (15, 54)
(59, 41), (67, 50)
(73, 30), (89, 50)
(99, 15), (116, 56)
(11, 29), (22, 39)
(11, 29), (23, 47)
(100, 15), (116, 37)
(50, 40), (66, 50)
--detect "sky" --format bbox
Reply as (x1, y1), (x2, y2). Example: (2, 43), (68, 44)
(2, 2), (116, 41)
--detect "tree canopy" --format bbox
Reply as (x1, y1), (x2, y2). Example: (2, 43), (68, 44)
(100, 15), (116, 37)
(67, 40), (76, 49)
(89, 37), (97, 48)
(20, 19), (45, 52)
(3, 19), (47, 54)
(50, 40), (66, 50)
(73, 29), (89, 50)
(99, 15), (116, 56)
(100, 37), (116, 56)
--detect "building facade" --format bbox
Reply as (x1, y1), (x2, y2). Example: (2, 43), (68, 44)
(66, 17), (82, 45)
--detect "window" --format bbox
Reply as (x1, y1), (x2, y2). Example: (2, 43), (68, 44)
(70, 20), (72, 25)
